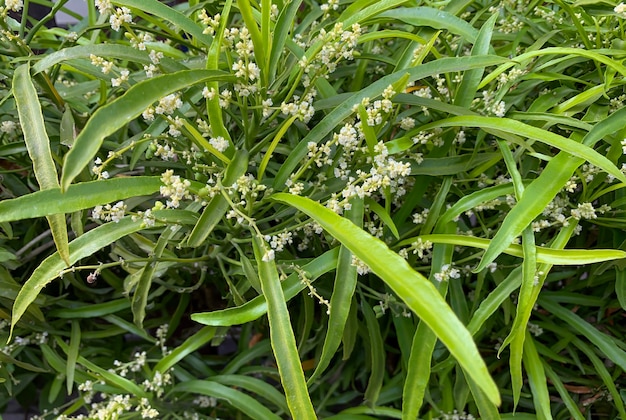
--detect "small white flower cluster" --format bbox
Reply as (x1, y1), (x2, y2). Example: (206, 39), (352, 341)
(153, 140), (178, 161)
(265, 232), (294, 254)
(351, 255), (371, 275)
(232, 60), (260, 81)
(320, 0), (339, 17)
(129, 32), (153, 50)
(91, 394), (133, 419)
(298, 22), (362, 87)
(198, 10), (220, 35)
(497, 67), (526, 89)
(293, 264), (331, 314)
(400, 237), (433, 261)
(193, 395), (217, 408)
(156, 323), (169, 354)
(95, 0), (112, 14)
(534, 6), (564, 25)
(435, 410), (476, 420)
(160, 170), (192, 209)
(78, 380), (95, 404)
(324, 142), (411, 214)
(92, 157), (110, 179)
(481, 90), (506, 117)
(570, 202), (603, 220)
(412, 127), (443, 146)
(399, 117), (416, 131)
(209, 136), (229, 152)
(412, 209), (430, 225)
(111, 351), (147, 377)
(357, 85), (395, 127)
(433, 264), (461, 282)
(280, 91), (317, 123)
(143, 50), (163, 78)
(111, 69), (130, 87)
(285, 178), (305, 195)
(616, 2), (626, 18)
(92, 201), (127, 223)
(528, 322), (544, 337)
(132, 206), (158, 228)
(143, 370), (172, 398)
(202, 86), (232, 109)
(0, 120), (18, 134)
(90, 54), (114, 74)
(143, 93), (183, 122)
(2, 0), (23, 13)
(498, 15), (524, 34)
(109, 6), (133, 32)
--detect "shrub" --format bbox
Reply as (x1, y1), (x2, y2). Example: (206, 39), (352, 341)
(1, 0), (626, 418)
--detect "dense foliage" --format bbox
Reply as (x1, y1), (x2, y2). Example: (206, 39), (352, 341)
(1, 0), (626, 418)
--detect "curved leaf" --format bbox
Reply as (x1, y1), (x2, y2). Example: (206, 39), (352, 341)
(10, 218), (147, 340)
(251, 235), (316, 418)
(0, 177), (161, 222)
(13, 63), (69, 265)
(61, 70), (235, 191)
(191, 248), (339, 326)
(272, 193), (501, 406)
(171, 380), (281, 420)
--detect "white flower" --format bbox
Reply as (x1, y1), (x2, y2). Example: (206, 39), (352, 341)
(616, 2), (626, 18)
(155, 93), (183, 115)
(109, 6), (132, 31)
(5, 0), (23, 12)
(111, 69), (129, 87)
(434, 264), (461, 282)
(209, 136), (229, 152)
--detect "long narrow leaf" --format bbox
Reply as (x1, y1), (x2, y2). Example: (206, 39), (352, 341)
(419, 116), (626, 183)
(13, 63), (69, 265)
(61, 70), (235, 191)
(0, 177), (161, 222)
(251, 235), (317, 418)
(309, 199), (362, 384)
(272, 193), (501, 406)
(10, 218), (148, 339)
(192, 248), (339, 326)
(172, 380), (281, 420)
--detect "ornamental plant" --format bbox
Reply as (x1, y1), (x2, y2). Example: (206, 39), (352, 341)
(1, 0), (626, 418)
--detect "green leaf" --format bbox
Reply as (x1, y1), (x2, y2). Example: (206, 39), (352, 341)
(454, 14), (497, 107)
(362, 298), (385, 408)
(154, 326), (216, 374)
(309, 199), (362, 384)
(132, 225), (179, 327)
(251, 235), (316, 418)
(378, 7), (479, 44)
(617, 268), (626, 311)
(397, 234), (626, 266)
(61, 70), (235, 191)
(66, 320), (80, 394)
(0, 177), (161, 222)
(191, 248), (339, 326)
(419, 116), (626, 183)
(475, 152), (583, 272)
(13, 63), (69, 266)
(210, 375), (289, 413)
(10, 218), (148, 340)
(172, 380), (281, 420)
(539, 297), (626, 372)
(272, 193), (501, 406)
(186, 149), (249, 247)
(522, 332), (553, 420)
(114, 0), (212, 46)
